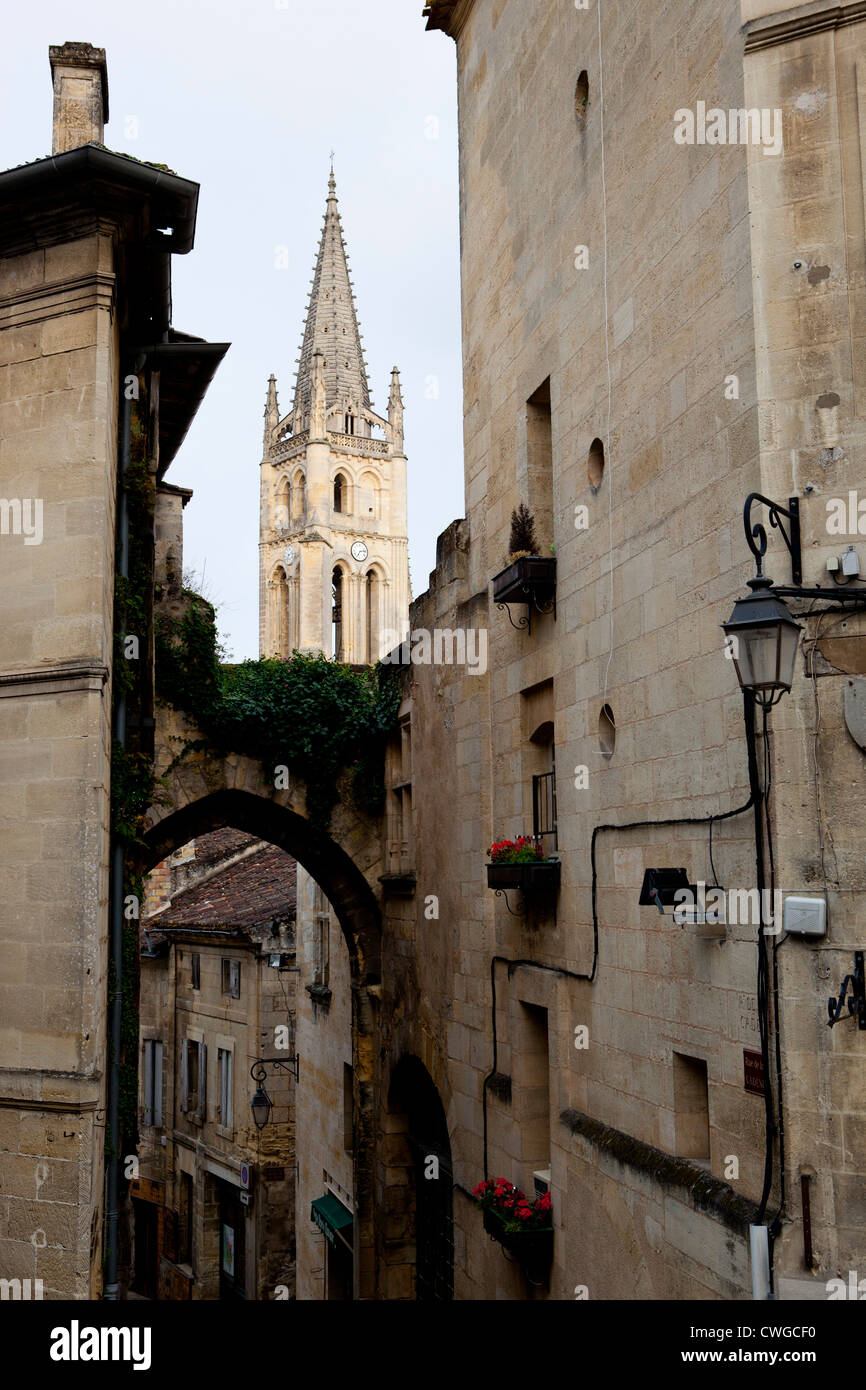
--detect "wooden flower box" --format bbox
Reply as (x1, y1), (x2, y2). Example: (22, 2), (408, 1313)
(483, 1206), (554, 1268)
(486, 860), (560, 892)
(492, 556), (557, 606)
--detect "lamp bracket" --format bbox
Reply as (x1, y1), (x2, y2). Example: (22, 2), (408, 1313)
(827, 952), (866, 1029)
(744, 494), (801, 585)
(251, 1055), (299, 1083)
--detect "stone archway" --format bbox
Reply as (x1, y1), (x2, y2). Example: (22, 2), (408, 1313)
(143, 787), (381, 988)
(380, 1055), (454, 1300)
(141, 711), (387, 1297)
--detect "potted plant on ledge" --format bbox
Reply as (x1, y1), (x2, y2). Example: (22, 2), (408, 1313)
(492, 503), (557, 627)
(486, 836), (560, 892)
(473, 1178), (554, 1272)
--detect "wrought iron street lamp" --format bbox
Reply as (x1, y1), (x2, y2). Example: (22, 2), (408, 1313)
(250, 1081), (272, 1131)
(249, 1054), (299, 1131)
(722, 576), (802, 708)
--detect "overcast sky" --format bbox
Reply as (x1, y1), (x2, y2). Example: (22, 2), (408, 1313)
(1, 0), (464, 659)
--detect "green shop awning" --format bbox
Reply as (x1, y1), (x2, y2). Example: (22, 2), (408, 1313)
(311, 1194), (354, 1248)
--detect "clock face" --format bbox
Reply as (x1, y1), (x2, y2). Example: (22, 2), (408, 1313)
(351, 541), (368, 563)
(283, 546), (295, 565)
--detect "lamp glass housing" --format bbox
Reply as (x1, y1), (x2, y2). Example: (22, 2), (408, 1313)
(722, 578), (801, 697)
(250, 1085), (272, 1131)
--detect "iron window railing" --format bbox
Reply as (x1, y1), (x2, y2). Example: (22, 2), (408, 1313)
(532, 770), (558, 854)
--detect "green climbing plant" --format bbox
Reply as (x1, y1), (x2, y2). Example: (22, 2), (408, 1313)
(155, 599), (401, 829)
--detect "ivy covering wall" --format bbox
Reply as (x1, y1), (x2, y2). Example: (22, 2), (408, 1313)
(155, 600), (401, 829)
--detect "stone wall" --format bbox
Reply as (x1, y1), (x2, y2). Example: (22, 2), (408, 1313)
(402, 0), (866, 1298)
(0, 230), (118, 1299)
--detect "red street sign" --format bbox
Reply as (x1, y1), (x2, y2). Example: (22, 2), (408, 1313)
(743, 1048), (765, 1095)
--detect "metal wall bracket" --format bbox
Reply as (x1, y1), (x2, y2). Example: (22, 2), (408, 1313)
(496, 601), (531, 634)
(828, 952), (866, 1029)
(494, 887), (524, 917)
(744, 493), (802, 585)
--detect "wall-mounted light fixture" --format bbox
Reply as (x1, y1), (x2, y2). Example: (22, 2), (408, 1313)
(249, 1055), (299, 1131)
(722, 577), (801, 709)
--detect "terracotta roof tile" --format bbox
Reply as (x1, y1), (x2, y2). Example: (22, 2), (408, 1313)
(159, 843), (297, 931)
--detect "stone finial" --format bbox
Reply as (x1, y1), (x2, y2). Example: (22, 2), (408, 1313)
(264, 373), (279, 446)
(49, 42), (109, 155)
(388, 366), (404, 455)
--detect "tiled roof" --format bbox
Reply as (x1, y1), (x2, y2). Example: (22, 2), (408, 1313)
(194, 827), (259, 863)
(158, 843), (297, 931)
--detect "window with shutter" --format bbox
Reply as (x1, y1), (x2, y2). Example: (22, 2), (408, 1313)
(143, 1040), (154, 1128)
(153, 1040), (164, 1128)
(198, 1042), (207, 1123)
(218, 1048), (233, 1130)
(143, 1039), (164, 1128)
(180, 1039), (189, 1114)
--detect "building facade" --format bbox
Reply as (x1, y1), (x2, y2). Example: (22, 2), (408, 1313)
(138, 830), (297, 1300)
(0, 43), (227, 1299)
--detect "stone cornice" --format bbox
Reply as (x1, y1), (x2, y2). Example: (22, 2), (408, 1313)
(0, 270), (116, 330)
(0, 660), (109, 698)
(744, 0), (866, 52)
(424, 0), (475, 38)
(560, 1108), (762, 1234)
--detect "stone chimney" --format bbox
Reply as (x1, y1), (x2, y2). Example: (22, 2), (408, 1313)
(49, 42), (109, 154)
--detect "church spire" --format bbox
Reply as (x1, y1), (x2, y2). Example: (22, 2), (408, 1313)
(292, 168), (370, 432)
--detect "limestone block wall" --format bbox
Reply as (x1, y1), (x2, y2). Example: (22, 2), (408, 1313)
(742, 4), (866, 1280)
(402, 0), (866, 1298)
(0, 230), (118, 1298)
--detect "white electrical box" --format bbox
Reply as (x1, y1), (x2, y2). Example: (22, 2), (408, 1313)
(783, 896), (827, 938)
(842, 546), (861, 577)
(533, 1168), (550, 1198)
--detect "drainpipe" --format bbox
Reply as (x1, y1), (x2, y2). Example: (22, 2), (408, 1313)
(103, 374), (132, 1300)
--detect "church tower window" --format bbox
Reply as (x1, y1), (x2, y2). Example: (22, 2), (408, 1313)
(332, 567), (344, 662)
(365, 570), (380, 664)
(333, 473), (346, 514)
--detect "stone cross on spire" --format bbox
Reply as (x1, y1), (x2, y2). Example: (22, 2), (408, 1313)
(292, 168), (370, 431)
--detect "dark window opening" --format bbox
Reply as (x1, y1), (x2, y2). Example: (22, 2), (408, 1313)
(221, 959), (240, 999)
(525, 378), (553, 552)
(332, 568), (344, 661)
(673, 1052), (710, 1161)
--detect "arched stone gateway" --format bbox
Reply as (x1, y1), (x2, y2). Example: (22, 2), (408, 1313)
(143, 714), (387, 1298)
(143, 788), (382, 987)
(380, 1055), (454, 1300)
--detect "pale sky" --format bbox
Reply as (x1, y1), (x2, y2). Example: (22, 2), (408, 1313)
(0, 0), (464, 659)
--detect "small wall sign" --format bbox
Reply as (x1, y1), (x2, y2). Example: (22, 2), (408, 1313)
(743, 1048), (765, 1095)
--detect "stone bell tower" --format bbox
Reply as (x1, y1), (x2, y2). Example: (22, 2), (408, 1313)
(259, 168), (411, 663)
